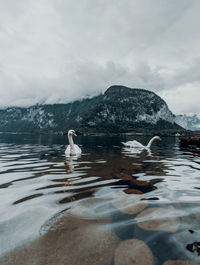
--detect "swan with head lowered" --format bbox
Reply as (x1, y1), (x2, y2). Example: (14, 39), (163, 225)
(122, 136), (161, 149)
(65, 129), (82, 156)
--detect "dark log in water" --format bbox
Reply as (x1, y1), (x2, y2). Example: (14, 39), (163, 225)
(179, 136), (200, 150)
(123, 188), (143, 194)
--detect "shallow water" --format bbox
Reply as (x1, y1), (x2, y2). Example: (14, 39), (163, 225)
(0, 133), (200, 264)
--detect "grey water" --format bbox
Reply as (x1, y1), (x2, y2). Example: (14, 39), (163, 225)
(0, 132), (200, 264)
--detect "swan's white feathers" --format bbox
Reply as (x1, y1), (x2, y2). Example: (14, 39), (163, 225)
(65, 144), (82, 156)
(65, 129), (82, 156)
(122, 136), (161, 149)
(122, 140), (145, 148)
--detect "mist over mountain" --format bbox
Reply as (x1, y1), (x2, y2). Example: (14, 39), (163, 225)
(0, 85), (183, 134)
(175, 114), (200, 131)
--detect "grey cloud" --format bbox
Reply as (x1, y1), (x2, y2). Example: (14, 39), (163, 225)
(169, 57), (200, 87)
(0, 0), (199, 114)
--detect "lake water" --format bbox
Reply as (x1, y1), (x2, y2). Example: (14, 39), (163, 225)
(0, 133), (200, 265)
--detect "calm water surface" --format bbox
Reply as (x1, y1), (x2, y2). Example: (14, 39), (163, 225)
(0, 133), (200, 264)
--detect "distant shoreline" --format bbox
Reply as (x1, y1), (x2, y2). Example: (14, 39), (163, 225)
(0, 129), (198, 137)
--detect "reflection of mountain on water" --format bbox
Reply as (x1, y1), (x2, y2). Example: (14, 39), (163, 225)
(6, 135), (175, 208)
(9, 151), (165, 208)
(1, 134), (200, 264)
(51, 152), (166, 206)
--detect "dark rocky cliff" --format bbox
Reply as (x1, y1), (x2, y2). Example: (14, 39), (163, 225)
(0, 85), (183, 134)
(79, 85), (178, 133)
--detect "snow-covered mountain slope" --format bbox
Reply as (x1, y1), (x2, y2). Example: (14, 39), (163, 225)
(79, 85), (180, 132)
(175, 114), (200, 131)
(0, 85), (182, 133)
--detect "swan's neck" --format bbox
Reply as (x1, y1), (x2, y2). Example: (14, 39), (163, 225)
(68, 134), (74, 150)
(146, 136), (157, 148)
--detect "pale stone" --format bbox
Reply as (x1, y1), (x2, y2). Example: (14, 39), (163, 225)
(112, 192), (147, 215)
(136, 206), (180, 232)
(114, 239), (154, 265)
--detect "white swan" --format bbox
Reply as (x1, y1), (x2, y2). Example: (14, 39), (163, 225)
(65, 129), (82, 156)
(121, 136), (161, 149)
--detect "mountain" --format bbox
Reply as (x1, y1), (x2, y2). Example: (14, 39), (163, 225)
(175, 114), (200, 131)
(0, 85), (183, 134)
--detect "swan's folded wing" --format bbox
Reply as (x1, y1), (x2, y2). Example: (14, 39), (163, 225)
(122, 141), (136, 147)
(130, 140), (144, 148)
(122, 140), (144, 148)
(74, 144), (82, 154)
(121, 141), (131, 147)
(65, 145), (70, 156)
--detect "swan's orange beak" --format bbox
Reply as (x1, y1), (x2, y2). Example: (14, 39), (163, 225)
(74, 133), (77, 136)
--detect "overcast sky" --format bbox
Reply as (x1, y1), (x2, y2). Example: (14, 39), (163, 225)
(0, 0), (199, 114)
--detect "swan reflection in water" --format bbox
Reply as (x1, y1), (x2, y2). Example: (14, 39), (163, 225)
(122, 146), (153, 157)
(64, 155), (75, 174)
(64, 154), (82, 201)
(64, 152), (81, 174)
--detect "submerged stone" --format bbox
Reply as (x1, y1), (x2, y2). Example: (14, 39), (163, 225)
(112, 192), (147, 215)
(136, 206), (180, 233)
(0, 214), (120, 265)
(114, 238), (154, 265)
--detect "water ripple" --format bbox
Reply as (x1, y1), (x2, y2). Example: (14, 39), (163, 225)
(0, 135), (200, 264)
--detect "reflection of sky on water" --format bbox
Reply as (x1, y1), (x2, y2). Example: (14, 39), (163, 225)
(0, 133), (200, 263)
